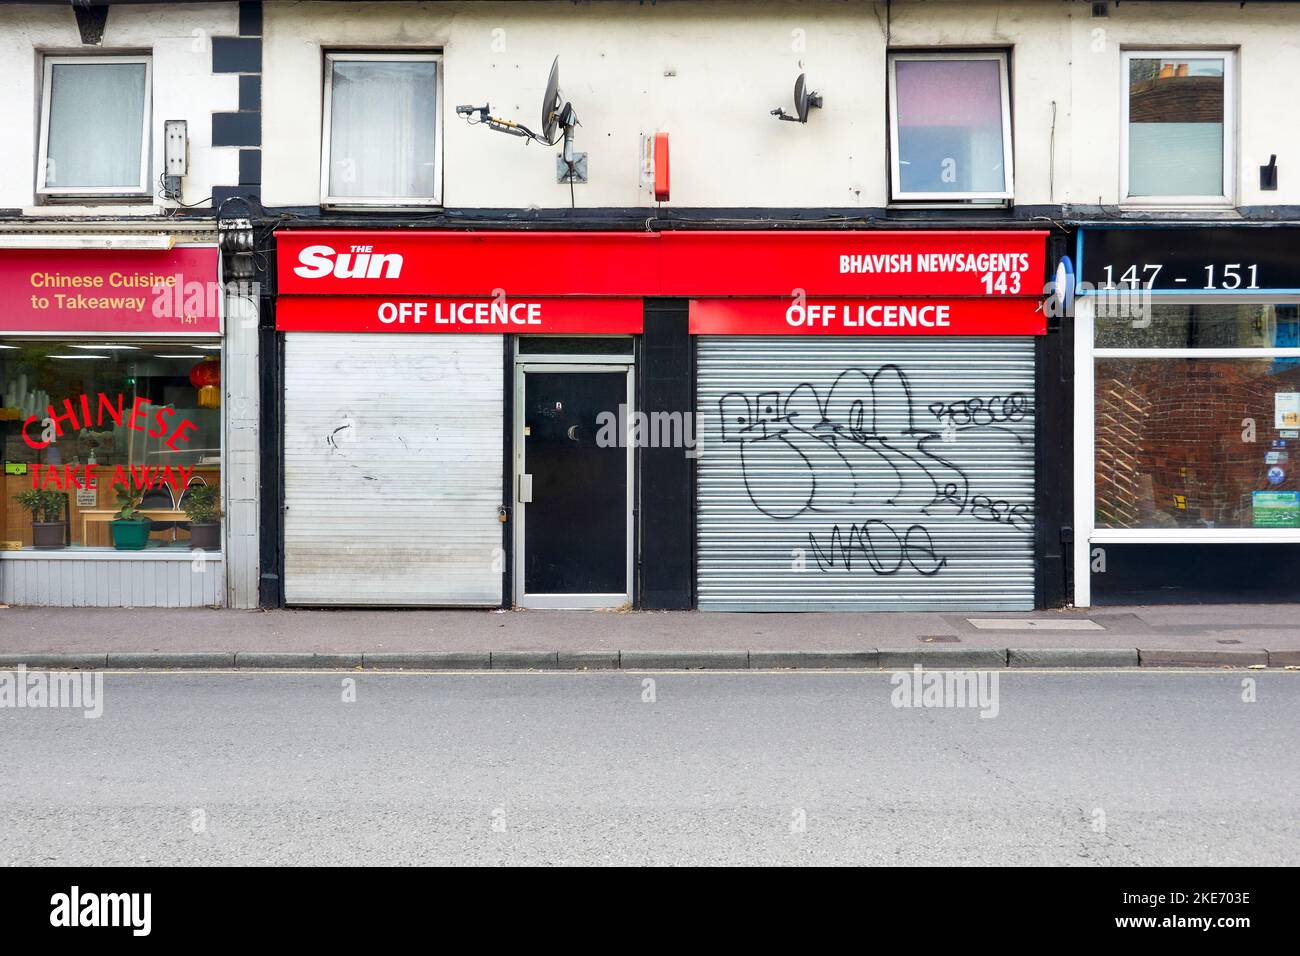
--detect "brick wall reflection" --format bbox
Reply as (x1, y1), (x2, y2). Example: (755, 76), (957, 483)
(1096, 359), (1300, 528)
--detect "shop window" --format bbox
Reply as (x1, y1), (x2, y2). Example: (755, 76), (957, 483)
(321, 52), (442, 206)
(37, 56), (151, 197)
(887, 51), (1014, 202)
(1095, 302), (1295, 350)
(1122, 51), (1234, 203)
(1, 342), (222, 551)
(1094, 304), (1300, 531)
(517, 336), (635, 356)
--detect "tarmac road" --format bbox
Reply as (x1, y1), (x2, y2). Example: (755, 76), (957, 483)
(0, 669), (1295, 866)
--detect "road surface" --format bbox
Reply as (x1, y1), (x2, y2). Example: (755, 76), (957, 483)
(1, 670), (1295, 865)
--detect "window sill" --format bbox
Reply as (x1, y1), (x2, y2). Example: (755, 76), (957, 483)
(1091, 528), (1300, 544)
(23, 203), (163, 218)
(886, 201), (1011, 211)
(1, 549), (222, 560)
(320, 201), (443, 212)
(1117, 201), (1239, 216)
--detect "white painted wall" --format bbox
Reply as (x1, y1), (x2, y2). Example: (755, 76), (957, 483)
(1062, 0), (1300, 209)
(0, 2), (240, 212)
(264, 0), (862, 208)
(260, 0), (1300, 210)
(0, 1), (1295, 212)
(265, 0), (880, 208)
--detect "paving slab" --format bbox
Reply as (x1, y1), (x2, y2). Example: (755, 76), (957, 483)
(556, 650), (620, 670)
(620, 650), (749, 670)
(1009, 648), (1140, 668)
(491, 651), (561, 670)
(106, 651), (235, 669)
(879, 647), (1008, 669)
(235, 652), (362, 669)
(1, 606), (1299, 667)
(1139, 648), (1270, 668)
(361, 651), (490, 670)
(749, 650), (879, 669)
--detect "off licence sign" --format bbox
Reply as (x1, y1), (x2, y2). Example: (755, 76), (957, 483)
(276, 296), (644, 334)
(689, 297), (1046, 335)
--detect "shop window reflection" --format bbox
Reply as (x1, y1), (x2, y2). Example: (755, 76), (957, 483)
(1095, 357), (1300, 529)
(1, 341), (222, 550)
(1095, 303), (1300, 350)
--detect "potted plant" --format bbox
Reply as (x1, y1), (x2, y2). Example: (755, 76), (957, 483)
(183, 484), (222, 551)
(109, 487), (152, 551)
(14, 488), (66, 550)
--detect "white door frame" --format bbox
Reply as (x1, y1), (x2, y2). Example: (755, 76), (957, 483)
(513, 361), (635, 609)
(1072, 295), (1096, 608)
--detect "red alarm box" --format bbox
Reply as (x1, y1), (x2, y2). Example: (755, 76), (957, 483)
(653, 131), (670, 202)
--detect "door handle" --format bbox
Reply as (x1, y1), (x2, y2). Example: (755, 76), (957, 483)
(518, 474), (533, 503)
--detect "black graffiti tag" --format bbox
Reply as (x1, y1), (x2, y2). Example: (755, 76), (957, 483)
(719, 365), (1035, 578)
(719, 365), (970, 520)
(807, 521), (947, 575)
(719, 365), (1031, 527)
(929, 392), (1033, 428)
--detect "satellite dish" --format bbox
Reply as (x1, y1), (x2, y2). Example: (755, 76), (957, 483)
(773, 73), (823, 123)
(455, 54), (582, 185)
(541, 56), (562, 143)
(538, 56), (581, 164)
(794, 74), (816, 122)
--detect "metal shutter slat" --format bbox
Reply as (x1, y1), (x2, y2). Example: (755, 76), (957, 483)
(696, 337), (1036, 611)
(283, 333), (503, 606)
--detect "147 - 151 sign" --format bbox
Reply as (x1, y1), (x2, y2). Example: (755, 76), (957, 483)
(1080, 227), (1300, 292)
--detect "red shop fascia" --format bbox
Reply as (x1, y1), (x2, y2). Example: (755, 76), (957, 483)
(270, 227), (1061, 611)
(274, 229), (1049, 336)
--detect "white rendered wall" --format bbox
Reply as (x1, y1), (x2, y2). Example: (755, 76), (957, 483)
(0, 2), (241, 212)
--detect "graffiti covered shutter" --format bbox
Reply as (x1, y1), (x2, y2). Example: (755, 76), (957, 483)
(283, 333), (503, 606)
(696, 337), (1036, 610)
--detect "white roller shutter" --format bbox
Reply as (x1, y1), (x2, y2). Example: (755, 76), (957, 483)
(696, 337), (1036, 611)
(284, 333), (503, 606)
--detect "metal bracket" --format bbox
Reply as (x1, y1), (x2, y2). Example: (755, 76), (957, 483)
(557, 153), (588, 184)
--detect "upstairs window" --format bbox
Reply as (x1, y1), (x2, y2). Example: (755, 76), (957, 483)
(321, 52), (442, 206)
(888, 51), (1014, 202)
(37, 56), (151, 197)
(1122, 51), (1234, 203)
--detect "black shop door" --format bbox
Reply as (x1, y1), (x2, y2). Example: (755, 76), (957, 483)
(519, 368), (631, 604)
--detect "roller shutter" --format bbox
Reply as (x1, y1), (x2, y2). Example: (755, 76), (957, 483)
(283, 333), (503, 606)
(696, 337), (1036, 610)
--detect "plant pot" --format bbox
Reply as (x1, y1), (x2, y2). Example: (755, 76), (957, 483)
(110, 519), (152, 551)
(32, 521), (67, 550)
(189, 521), (221, 552)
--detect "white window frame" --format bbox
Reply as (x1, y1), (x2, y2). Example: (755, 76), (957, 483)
(320, 51), (444, 208)
(1072, 293), (1300, 606)
(887, 51), (1015, 202)
(1119, 49), (1236, 207)
(36, 55), (152, 198)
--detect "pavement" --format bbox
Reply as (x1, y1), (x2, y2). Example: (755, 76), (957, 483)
(1, 670), (1295, 865)
(1, 604), (1299, 668)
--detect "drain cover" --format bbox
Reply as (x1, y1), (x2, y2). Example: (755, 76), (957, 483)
(920, 635), (961, 643)
(1216, 639), (1242, 645)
